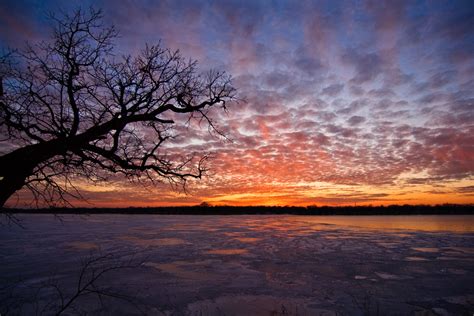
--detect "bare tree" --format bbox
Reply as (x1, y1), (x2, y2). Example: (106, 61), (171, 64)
(1, 251), (148, 315)
(0, 8), (236, 208)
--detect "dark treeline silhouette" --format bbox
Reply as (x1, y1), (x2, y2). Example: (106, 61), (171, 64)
(5, 204), (473, 215)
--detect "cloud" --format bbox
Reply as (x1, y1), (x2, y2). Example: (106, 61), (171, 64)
(2, 0), (474, 207)
(347, 116), (366, 126)
(342, 50), (384, 84)
(322, 83), (344, 97)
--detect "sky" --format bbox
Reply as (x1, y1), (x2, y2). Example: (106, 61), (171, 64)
(1, 0), (473, 207)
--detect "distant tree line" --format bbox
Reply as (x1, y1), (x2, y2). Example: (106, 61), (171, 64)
(5, 204), (473, 215)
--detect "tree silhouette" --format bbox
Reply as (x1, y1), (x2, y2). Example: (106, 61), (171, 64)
(0, 8), (236, 208)
(1, 251), (147, 315)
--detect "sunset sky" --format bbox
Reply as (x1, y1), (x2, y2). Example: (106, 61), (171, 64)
(1, 0), (473, 207)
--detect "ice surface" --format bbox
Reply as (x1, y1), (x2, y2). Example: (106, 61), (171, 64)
(1, 214), (473, 315)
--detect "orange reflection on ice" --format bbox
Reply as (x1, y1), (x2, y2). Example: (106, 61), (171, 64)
(300, 215), (474, 233)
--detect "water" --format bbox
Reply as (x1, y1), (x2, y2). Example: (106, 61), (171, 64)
(1, 215), (473, 315)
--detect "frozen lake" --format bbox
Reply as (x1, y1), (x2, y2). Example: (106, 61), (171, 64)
(1, 215), (473, 315)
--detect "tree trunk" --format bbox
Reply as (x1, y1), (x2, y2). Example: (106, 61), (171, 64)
(0, 130), (108, 208)
(0, 142), (63, 208)
(0, 173), (30, 207)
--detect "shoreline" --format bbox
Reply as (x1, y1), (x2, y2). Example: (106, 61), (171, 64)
(3, 204), (473, 215)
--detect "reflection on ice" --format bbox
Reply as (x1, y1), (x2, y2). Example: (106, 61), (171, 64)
(144, 261), (212, 281)
(234, 237), (261, 243)
(205, 248), (248, 255)
(412, 247), (440, 253)
(405, 256), (430, 261)
(119, 236), (188, 246)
